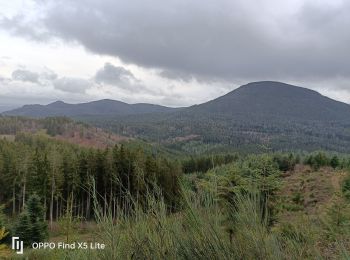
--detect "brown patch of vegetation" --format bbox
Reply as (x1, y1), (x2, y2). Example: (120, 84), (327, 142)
(171, 134), (200, 142)
(54, 127), (130, 149)
(0, 134), (15, 141)
(278, 165), (346, 217)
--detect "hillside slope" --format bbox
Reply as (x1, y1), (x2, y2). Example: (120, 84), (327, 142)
(189, 81), (350, 120)
(77, 81), (350, 153)
(0, 116), (128, 148)
(4, 81), (350, 152)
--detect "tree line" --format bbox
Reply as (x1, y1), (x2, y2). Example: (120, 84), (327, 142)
(0, 134), (182, 228)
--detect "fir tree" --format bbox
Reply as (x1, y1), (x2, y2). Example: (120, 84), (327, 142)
(27, 194), (48, 242)
(14, 194), (48, 246)
(14, 212), (32, 246)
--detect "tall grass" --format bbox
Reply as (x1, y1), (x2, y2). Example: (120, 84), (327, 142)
(24, 179), (350, 259)
(58, 182), (300, 260)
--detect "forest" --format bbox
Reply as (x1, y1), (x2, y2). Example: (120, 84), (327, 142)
(0, 117), (350, 259)
(77, 111), (350, 153)
(0, 134), (182, 223)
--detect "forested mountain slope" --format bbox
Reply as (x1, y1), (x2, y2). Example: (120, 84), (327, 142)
(189, 81), (350, 120)
(76, 82), (350, 153)
(4, 81), (350, 152)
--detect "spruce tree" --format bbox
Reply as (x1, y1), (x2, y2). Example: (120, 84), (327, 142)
(14, 194), (48, 246)
(27, 194), (48, 242)
(14, 212), (32, 246)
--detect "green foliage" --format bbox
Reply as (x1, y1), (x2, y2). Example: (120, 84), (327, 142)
(0, 133), (183, 224)
(182, 153), (238, 174)
(42, 117), (73, 136)
(292, 192), (304, 205)
(199, 155), (281, 226)
(14, 212), (32, 246)
(0, 227), (8, 250)
(14, 194), (48, 246)
(273, 153), (298, 172)
(77, 101), (350, 154)
(330, 155), (340, 169)
(27, 194), (48, 242)
(343, 174), (350, 200)
(58, 194), (80, 243)
(0, 206), (8, 246)
(0, 205), (5, 229)
(304, 152), (330, 170)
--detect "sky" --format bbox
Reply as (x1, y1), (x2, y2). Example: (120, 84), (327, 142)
(0, 0), (349, 110)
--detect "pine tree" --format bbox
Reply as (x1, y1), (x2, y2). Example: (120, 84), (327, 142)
(27, 194), (48, 242)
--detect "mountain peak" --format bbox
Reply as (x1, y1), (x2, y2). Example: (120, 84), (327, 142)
(48, 100), (66, 105)
(191, 81), (350, 121)
(237, 81), (317, 94)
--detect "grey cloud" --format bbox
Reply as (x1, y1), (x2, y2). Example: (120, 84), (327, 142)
(95, 62), (136, 85)
(2, 0), (350, 100)
(10, 68), (58, 84)
(159, 70), (194, 82)
(12, 69), (39, 83)
(5, 0), (348, 84)
(41, 69), (58, 81)
(93, 62), (161, 94)
(53, 77), (90, 93)
(0, 14), (50, 41)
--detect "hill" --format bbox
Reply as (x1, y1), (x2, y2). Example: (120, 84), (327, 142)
(75, 81), (350, 153)
(3, 99), (177, 117)
(190, 81), (350, 120)
(4, 81), (350, 153)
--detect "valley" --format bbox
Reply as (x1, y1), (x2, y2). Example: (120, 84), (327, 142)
(1, 81), (350, 259)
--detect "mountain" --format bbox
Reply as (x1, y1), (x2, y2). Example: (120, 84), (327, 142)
(2, 99), (177, 117)
(4, 81), (350, 153)
(76, 81), (350, 153)
(189, 81), (350, 120)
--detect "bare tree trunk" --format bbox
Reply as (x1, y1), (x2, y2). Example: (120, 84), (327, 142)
(22, 178), (26, 210)
(44, 196), (47, 220)
(12, 184), (16, 216)
(104, 191), (107, 217)
(109, 181), (113, 212)
(50, 179), (55, 229)
(76, 198), (80, 218)
(113, 196), (116, 220)
(56, 197), (59, 221)
(81, 198), (84, 218)
(70, 191), (74, 217)
(86, 190), (91, 219)
(60, 196), (63, 219)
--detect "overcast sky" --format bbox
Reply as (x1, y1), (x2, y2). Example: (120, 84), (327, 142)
(0, 0), (349, 109)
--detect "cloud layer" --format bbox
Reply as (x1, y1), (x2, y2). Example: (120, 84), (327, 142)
(1, 0), (350, 106)
(3, 0), (349, 81)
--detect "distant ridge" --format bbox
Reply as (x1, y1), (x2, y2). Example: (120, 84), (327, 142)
(3, 99), (178, 117)
(5, 81), (350, 152)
